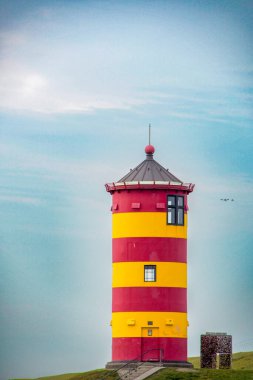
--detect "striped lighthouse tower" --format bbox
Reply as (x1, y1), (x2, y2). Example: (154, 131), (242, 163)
(105, 143), (194, 367)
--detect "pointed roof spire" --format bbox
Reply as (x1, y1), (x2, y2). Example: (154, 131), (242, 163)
(145, 124), (155, 158)
(118, 124), (182, 183)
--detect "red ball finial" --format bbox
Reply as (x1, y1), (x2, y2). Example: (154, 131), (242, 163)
(145, 144), (155, 154)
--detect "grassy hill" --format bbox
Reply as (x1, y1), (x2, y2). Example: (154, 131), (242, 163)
(189, 351), (253, 370)
(150, 368), (253, 379)
(10, 369), (119, 380)
(10, 352), (253, 380)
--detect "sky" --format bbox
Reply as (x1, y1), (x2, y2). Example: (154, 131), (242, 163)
(0, 0), (253, 379)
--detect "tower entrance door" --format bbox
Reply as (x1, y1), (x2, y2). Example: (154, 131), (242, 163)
(141, 327), (160, 362)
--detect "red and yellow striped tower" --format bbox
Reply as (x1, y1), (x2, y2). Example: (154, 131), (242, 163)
(105, 144), (194, 367)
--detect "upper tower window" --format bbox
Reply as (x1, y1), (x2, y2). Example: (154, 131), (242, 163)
(167, 195), (184, 226)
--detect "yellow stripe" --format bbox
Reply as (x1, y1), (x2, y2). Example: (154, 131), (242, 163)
(112, 262), (187, 288)
(112, 212), (187, 238)
(112, 311), (187, 338)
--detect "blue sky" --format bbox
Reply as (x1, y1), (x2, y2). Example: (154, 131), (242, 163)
(0, 0), (253, 379)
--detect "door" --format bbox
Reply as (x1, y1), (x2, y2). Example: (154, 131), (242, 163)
(141, 327), (160, 361)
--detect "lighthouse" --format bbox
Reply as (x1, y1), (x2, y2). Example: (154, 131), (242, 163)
(105, 142), (194, 367)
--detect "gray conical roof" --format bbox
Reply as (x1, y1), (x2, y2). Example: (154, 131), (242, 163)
(118, 149), (183, 183)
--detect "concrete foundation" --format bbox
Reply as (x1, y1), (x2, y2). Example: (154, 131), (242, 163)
(106, 360), (193, 369)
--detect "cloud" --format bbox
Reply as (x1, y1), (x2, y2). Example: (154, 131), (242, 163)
(0, 31), (27, 49)
(0, 195), (41, 205)
(1, 56), (252, 120)
(0, 2), (252, 115)
(0, 61), (149, 114)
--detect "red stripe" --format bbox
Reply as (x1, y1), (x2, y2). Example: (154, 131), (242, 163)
(113, 237), (187, 263)
(112, 337), (187, 362)
(112, 287), (187, 312)
(112, 190), (188, 213)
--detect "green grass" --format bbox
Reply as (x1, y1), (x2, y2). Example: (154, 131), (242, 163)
(11, 368), (253, 380)
(231, 352), (253, 370)
(10, 369), (118, 380)
(10, 352), (253, 380)
(150, 368), (253, 379)
(188, 351), (253, 370)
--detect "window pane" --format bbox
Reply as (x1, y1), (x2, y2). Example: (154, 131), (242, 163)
(148, 329), (153, 336)
(145, 269), (154, 281)
(168, 208), (176, 224)
(177, 196), (184, 207)
(178, 209), (184, 225)
(144, 265), (156, 282)
(168, 196), (176, 206)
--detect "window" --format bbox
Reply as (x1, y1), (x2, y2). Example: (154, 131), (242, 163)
(148, 329), (153, 336)
(144, 265), (156, 282)
(167, 195), (184, 225)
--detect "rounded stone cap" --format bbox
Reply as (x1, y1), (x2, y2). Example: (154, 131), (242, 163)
(145, 144), (155, 154)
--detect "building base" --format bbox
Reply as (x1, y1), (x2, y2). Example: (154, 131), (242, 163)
(106, 360), (193, 370)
